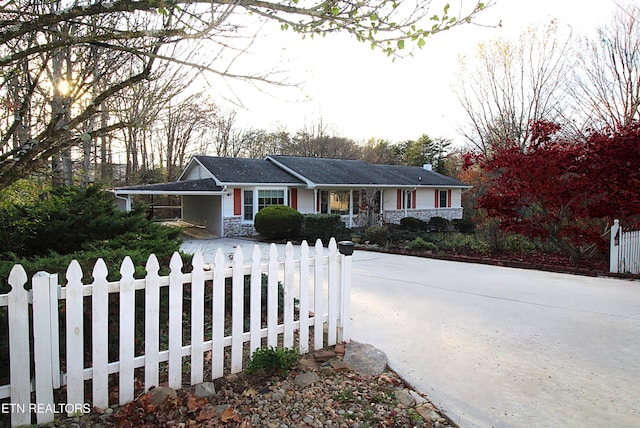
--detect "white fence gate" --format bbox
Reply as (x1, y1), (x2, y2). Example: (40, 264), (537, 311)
(0, 239), (353, 427)
(610, 219), (640, 274)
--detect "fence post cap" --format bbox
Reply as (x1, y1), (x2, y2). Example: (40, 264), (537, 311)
(338, 241), (355, 256)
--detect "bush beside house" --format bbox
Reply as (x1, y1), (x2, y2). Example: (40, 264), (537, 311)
(254, 205), (303, 240)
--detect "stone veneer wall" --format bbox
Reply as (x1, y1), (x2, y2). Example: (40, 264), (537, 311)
(383, 208), (463, 225)
(224, 217), (258, 237)
(223, 209), (463, 236)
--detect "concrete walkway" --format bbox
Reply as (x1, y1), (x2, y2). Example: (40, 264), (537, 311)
(181, 239), (640, 427)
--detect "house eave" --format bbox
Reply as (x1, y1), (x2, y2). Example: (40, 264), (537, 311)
(222, 182), (306, 187)
(113, 190), (226, 196)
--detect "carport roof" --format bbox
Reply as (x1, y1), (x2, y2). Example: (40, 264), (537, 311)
(114, 178), (224, 195)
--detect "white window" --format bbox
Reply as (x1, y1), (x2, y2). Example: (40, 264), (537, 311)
(439, 190), (448, 208)
(319, 190), (350, 215)
(243, 190), (253, 221)
(258, 189), (285, 210)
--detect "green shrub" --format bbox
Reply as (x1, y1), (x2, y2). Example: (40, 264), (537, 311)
(301, 214), (347, 244)
(437, 233), (490, 255)
(254, 205), (303, 240)
(407, 237), (438, 251)
(429, 216), (451, 232)
(247, 346), (299, 375)
(400, 216), (427, 231)
(0, 185), (184, 292)
(365, 225), (390, 246)
(452, 218), (475, 234)
(389, 229), (434, 245)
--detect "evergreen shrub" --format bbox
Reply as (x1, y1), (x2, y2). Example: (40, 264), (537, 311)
(0, 185), (184, 292)
(254, 205), (303, 240)
(407, 237), (438, 251)
(301, 214), (346, 244)
(400, 216), (427, 231)
(429, 216), (451, 232)
(365, 225), (390, 246)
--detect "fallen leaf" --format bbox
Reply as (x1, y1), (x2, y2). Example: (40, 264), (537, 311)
(187, 395), (207, 413)
(221, 407), (242, 423)
(241, 387), (257, 397)
(196, 408), (217, 422)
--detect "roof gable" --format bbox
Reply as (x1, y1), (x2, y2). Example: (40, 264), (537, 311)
(194, 156), (305, 185)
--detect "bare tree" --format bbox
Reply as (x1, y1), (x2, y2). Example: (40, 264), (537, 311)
(570, 3), (640, 131)
(158, 94), (218, 180)
(1, 0), (491, 188)
(279, 118), (361, 158)
(456, 20), (572, 154)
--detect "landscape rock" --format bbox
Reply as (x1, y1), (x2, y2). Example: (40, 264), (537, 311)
(394, 389), (416, 407)
(330, 360), (351, 371)
(409, 389), (428, 406)
(342, 341), (388, 376)
(299, 358), (320, 370)
(147, 386), (177, 406)
(314, 350), (336, 361)
(194, 382), (216, 398)
(294, 371), (320, 388)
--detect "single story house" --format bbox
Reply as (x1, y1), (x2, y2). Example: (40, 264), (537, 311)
(114, 155), (471, 237)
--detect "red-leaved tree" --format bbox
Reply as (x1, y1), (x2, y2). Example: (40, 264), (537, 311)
(465, 121), (640, 259)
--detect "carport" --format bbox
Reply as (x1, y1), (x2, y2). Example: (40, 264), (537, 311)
(113, 178), (227, 237)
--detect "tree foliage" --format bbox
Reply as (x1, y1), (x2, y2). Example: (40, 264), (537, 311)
(0, 0), (489, 189)
(465, 120), (640, 259)
(456, 20), (572, 154)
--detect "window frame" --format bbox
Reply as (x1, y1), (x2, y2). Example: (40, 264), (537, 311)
(439, 189), (448, 208)
(242, 187), (288, 223)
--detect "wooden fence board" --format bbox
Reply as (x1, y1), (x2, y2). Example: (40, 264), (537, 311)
(168, 252), (184, 389)
(1, 239), (349, 427)
(119, 257), (136, 406)
(66, 260), (85, 414)
(144, 254), (161, 391)
(8, 265), (30, 426)
(91, 259), (109, 409)
(231, 246), (244, 374)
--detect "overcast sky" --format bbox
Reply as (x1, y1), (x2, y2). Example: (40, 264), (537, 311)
(209, 0), (620, 147)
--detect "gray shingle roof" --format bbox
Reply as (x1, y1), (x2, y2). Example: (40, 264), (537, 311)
(267, 155), (469, 187)
(195, 156), (305, 184)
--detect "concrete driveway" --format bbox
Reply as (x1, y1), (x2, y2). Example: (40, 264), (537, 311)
(350, 250), (640, 428)
(181, 239), (640, 427)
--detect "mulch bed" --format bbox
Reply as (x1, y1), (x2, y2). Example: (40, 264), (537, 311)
(361, 246), (640, 280)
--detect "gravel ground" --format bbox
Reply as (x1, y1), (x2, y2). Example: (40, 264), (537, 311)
(12, 346), (455, 428)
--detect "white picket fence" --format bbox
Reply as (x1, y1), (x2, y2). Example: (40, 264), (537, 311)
(0, 238), (353, 427)
(610, 219), (640, 274)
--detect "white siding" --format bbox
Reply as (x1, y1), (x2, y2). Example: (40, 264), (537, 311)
(296, 189), (316, 214)
(182, 164), (209, 181)
(416, 188), (433, 209)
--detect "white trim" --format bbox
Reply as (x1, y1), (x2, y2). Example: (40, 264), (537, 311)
(114, 190), (225, 196)
(177, 157), (217, 183)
